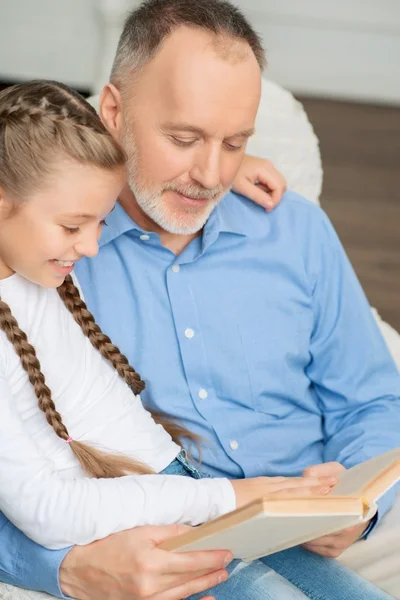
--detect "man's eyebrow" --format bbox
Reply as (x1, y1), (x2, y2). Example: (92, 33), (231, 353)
(226, 127), (255, 139)
(161, 122), (255, 139)
(161, 122), (205, 136)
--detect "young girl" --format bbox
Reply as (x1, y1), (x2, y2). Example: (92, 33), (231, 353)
(0, 81), (392, 600)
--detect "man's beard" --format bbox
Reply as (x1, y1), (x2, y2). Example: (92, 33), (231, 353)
(122, 130), (225, 235)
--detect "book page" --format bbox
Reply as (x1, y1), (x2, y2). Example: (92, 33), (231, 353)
(331, 447), (400, 501)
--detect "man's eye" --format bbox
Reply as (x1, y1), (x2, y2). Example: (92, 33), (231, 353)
(171, 137), (196, 147)
(224, 142), (243, 152)
(62, 226), (80, 234)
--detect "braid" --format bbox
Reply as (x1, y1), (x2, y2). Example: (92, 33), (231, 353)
(0, 298), (69, 441)
(0, 294), (153, 477)
(58, 276), (145, 394)
(0, 80), (126, 201)
(0, 83), (101, 128)
(0, 80), (200, 473)
(58, 276), (202, 451)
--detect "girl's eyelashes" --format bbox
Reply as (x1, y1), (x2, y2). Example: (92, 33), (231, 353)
(62, 219), (107, 235)
(62, 226), (80, 235)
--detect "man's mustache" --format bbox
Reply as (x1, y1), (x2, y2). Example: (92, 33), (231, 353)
(163, 182), (224, 201)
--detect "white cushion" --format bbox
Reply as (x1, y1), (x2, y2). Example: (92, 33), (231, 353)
(248, 79), (323, 206)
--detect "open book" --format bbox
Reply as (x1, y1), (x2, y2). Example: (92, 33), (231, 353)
(160, 448), (400, 561)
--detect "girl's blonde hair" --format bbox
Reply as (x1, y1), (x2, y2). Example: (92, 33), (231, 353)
(0, 80), (197, 478)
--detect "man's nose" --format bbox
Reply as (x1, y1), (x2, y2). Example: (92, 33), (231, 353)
(190, 145), (221, 190)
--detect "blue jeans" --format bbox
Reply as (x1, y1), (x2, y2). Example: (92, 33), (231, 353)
(161, 453), (393, 600)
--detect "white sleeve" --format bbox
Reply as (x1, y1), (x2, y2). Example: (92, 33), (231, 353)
(0, 374), (236, 550)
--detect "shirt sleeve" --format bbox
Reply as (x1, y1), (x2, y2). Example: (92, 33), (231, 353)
(0, 511), (70, 597)
(305, 211), (400, 524)
(0, 373), (236, 550)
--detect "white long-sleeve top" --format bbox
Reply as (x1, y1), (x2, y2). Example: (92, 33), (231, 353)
(0, 274), (235, 549)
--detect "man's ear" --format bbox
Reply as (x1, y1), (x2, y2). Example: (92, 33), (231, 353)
(0, 187), (14, 220)
(99, 83), (124, 139)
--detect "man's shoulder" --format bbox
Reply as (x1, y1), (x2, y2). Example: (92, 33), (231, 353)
(222, 189), (328, 235)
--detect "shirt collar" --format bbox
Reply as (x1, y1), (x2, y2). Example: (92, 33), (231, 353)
(99, 190), (248, 249)
(210, 190), (248, 237)
(99, 202), (141, 247)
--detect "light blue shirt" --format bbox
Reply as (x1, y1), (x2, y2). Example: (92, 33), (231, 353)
(1, 191), (400, 596)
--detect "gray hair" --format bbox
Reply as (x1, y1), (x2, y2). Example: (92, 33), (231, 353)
(111, 0), (266, 87)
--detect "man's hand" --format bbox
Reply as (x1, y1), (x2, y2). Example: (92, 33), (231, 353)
(302, 461), (370, 557)
(232, 154), (287, 212)
(60, 524), (232, 600)
(302, 522), (369, 558)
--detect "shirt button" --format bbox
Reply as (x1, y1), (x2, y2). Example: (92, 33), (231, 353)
(229, 440), (239, 451)
(198, 388), (208, 399)
(184, 328), (195, 339)
(171, 264), (180, 273)
(140, 234), (150, 241)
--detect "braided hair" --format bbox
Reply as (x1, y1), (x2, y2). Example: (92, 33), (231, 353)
(0, 80), (198, 478)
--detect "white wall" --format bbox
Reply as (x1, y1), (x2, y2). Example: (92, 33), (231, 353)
(0, 0), (399, 104)
(0, 0), (101, 89)
(240, 0), (400, 105)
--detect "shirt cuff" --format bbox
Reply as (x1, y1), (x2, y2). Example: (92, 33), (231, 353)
(216, 479), (237, 515)
(360, 512), (378, 540)
(14, 531), (72, 598)
(360, 486), (398, 540)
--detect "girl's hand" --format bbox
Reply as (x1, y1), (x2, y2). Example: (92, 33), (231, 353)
(231, 474), (337, 509)
(232, 154), (287, 212)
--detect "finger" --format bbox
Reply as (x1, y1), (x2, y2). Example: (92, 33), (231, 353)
(147, 523), (193, 545)
(256, 182), (277, 212)
(268, 476), (330, 491)
(269, 185), (286, 208)
(311, 533), (356, 548)
(302, 485), (332, 496)
(157, 568), (228, 600)
(301, 475), (337, 488)
(156, 566), (228, 592)
(270, 485), (332, 497)
(304, 541), (348, 559)
(256, 172), (286, 207)
(237, 179), (273, 211)
(253, 162), (285, 189)
(303, 543), (338, 557)
(304, 532), (352, 547)
(303, 462), (346, 478)
(320, 524), (366, 539)
(303, 536), (334, 547)
(158, 547), (233, 575)
(317, 475), (338, 486)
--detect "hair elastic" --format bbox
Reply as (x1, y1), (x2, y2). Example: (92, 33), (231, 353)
(66, 436), (73, 444)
